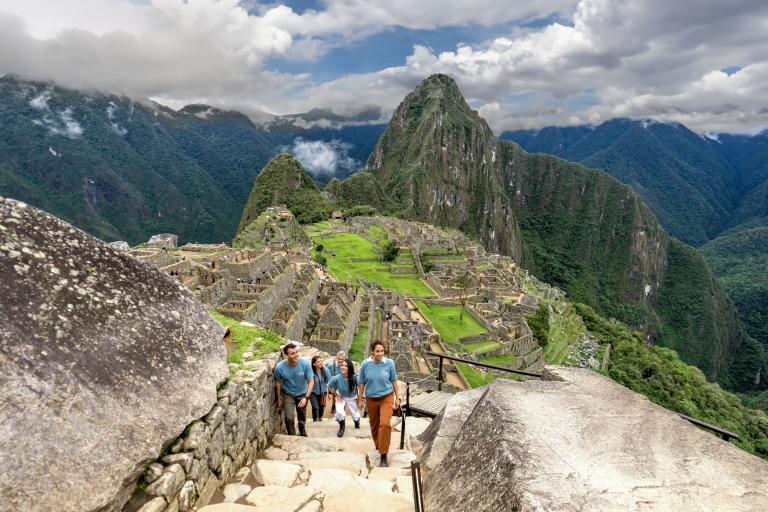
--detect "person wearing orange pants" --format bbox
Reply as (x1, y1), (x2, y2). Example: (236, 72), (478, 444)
(357, 340), (400, 467)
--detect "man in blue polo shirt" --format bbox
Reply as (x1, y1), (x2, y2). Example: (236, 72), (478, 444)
(274, 343), (314, 437)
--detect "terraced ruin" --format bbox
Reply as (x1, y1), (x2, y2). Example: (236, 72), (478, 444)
(127, 210), (592, 392)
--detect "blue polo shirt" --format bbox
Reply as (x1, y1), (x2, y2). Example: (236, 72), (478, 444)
(326, 360), (344, 378)
(274, 358), (313, 396)
(358, 357), (398, 398)
(311, 366), (331, 395)
(329, 373), (357, 398)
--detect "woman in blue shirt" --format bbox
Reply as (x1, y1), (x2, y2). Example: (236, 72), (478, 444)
(357, 340), (401, 467)
(328, 358), (361, 437)
(309, 355), (331, 421)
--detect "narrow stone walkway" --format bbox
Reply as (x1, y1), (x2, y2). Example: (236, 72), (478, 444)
(198, 416), (430, 512)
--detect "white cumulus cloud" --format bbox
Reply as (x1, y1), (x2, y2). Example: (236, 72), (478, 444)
(288, 138), (359, 177)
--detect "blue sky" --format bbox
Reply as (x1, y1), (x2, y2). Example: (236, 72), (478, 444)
(1, 1), (767, 133)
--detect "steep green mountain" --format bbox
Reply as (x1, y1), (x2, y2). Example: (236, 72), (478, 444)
(503, 123), (768, 349)
(354, 74), (766, 391)
(0, 75), (384, 243)
(365, 74), (523, 260)
(324, 171), (390, 212)
(237, 153), (333, 231)
(701, 227), (768, 350)
(502, 120), (739, 246)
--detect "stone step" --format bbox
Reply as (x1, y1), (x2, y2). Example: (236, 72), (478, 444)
(323, 488), (414, 512)
(367, 449), (417, 469)
(295, 451), (369, 476)
(271, 433), (377, 454)
(307, 468), (394, 493)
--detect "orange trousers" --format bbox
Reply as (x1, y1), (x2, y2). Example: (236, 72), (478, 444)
(366, 392), (395, 454)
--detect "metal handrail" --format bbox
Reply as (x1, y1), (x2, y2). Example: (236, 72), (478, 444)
(424, 351), (739, 443)
(398, 382), (410, 450)
(425, 351), (542, 391)
(677, 413), (739, 442)
(410, 460), (425, 512)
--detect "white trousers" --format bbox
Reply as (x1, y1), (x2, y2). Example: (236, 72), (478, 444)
(334, 394), (361, 422)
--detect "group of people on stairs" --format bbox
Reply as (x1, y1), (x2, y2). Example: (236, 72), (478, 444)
(273, 341), (401, 467)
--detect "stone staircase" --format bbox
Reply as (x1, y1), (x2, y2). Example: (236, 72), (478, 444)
(198, 416), (429, 512)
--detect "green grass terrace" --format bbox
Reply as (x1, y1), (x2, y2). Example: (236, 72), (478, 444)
(209, 311), (283, 365)
(306, 223), (434, 296)
(414, 301), (488, 346)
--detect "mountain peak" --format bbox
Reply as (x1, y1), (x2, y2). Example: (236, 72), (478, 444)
(236, 153), (332, 232)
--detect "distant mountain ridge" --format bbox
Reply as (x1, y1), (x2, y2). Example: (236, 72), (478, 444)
(502, 120), (768, 351)
(0, 75), (385, 244)
(502, 120), (768, 246)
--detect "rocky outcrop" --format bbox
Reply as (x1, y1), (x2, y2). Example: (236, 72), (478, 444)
(419, 367), (768, 511)
(0, 198), (228, 512)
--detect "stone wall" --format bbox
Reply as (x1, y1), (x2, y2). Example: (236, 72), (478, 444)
(220, 251), (272, 281)
(246, 265), (296, 325)
(339, 295), (363, 353)
(199, 272), (238, 308)
(286, 274), (321, 342)
(125, 357), (283, 512)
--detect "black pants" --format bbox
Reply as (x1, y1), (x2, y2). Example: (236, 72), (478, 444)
(282, 392), (307, 433)
(309, 393), (325, 420)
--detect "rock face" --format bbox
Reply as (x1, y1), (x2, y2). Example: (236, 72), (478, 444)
(0, 198), (228, 511)
(420, 367), (768, 511)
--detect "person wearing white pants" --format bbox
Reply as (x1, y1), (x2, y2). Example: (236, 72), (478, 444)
(328, 359), (361, 437)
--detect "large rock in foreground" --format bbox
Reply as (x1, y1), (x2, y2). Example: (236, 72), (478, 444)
(0, 198), (228, 511)
(420, 367), (768, 511)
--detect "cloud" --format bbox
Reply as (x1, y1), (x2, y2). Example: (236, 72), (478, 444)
(287, 138), (360, 177)
(276, 0), (768, 133)
(28, 88), (84, 138)
(0, 0), (301, 111)
(2, 1), (768, 133)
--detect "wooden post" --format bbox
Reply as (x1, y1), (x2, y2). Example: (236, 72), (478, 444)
(437, 355), (443, 391)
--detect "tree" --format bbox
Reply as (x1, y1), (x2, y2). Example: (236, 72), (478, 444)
(313, 251), (327, 267)
(527, 303), (550, 347)
(315, 243), (324, 253)
(453, 271), (470, 324)
(381, 240), (399, 262)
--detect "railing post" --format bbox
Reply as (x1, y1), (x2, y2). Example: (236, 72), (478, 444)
(406, 382), (410, 412)
(400, 406), (406, 450)
(411, 460), (425, 512)
(437, 355), (443, 391)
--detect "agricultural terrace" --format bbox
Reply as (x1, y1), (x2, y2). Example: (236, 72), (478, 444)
(306, 222), (435, 296)
(414, 300), (488, 346)
(209, 311), (282, 365)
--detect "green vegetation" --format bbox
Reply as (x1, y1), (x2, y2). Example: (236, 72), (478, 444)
(456, 362), (496, 388)
(503, 119), (738, 247)
(463, 340), (503, 354)
(237, 154), (333, 232)
(527, 303), (550, 347)
(305, 224), (434, 295)
(381, 240), (400, 262)
(233, 209), (310, 249)
(342, 205), (378, 218)
(349, 327), (368, 363)
(655, 239), (766, 390)
(480, 354), (517, 365)
(743, 389), (768, 414)
(209, 311), (283, 365)
(701, 227), (768, 349)
(575, 303), (768, 459)
(414, 301), (487, 346)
